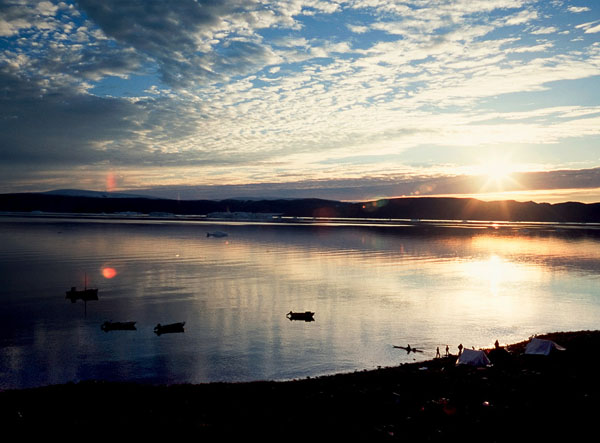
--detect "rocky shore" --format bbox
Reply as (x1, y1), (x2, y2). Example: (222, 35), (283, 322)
(1, 331), (599, 441)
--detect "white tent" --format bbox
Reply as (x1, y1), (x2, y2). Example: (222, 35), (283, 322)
(456, 349), (491, 367)
(524, 338), (566, 356)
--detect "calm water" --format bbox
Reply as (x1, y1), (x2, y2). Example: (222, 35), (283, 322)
(1, 216), (600, 389)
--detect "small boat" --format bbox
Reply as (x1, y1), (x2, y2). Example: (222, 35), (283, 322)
(66, 286), (98, 302)
(154, 322), (185, 335)
(65, 274), (98, 317)
(393, 345), (423, 353)
(66, 274), (98, 303)
(286, 311), (315, 321)
(101, 321), (137, 332)
(207, 231), (228, 238)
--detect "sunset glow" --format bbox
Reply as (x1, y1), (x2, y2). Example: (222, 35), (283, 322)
(480, 162), (515, 187)
(1, 1), (599, 202)
(475, 152), (521, 194)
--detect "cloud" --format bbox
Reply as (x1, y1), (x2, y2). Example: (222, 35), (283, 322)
(1, 1), (600, 201)
(504, 9), (538, 26)
(509, 42), (554, 53)
(119, 167), (600, 202)
(568, 6), (591, 13)
(0, 68), (146, 166)
(531, 26), (558, 34)
(0, 0), (65, 36)
(584, 24), (600, 34)
(575, 20), (600, 31)
(347, 24), (369, 34)
(573, 19), (600, 34)
(73, 0), (341, 87)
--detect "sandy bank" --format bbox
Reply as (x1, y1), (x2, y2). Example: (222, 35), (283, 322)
(1, 330), (599, 441)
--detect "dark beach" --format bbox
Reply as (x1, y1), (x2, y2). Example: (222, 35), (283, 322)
(1, 330), (599, 441)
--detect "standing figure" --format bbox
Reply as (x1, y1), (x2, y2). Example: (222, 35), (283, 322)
(436, 347), (441, 358)
(458, 343), (463, 356)
(445, 345), (449, 356)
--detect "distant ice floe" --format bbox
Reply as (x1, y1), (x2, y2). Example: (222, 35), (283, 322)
(207, 211), (282, 221)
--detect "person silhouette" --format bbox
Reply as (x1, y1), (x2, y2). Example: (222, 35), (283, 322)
(436, 347), (441, 358)
(445, 345), (449, 356)
(458, 343), (463, 356)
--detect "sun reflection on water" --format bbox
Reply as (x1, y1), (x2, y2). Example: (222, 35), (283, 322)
(465, 254), (522, 297)
(3, 219), (600, 389)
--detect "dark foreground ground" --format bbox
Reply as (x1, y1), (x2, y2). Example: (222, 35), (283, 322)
(1, 331), (599, 441)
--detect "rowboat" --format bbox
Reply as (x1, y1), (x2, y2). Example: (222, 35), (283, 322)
(101, 321), (137, 332)
(65, 273), (98, 303)
(286, 311), (315, 321)
(206, 231), (228, 238)
(393, 345), (423, 353)
(154, 322), (185, 335)
(66, 286), (98, 302)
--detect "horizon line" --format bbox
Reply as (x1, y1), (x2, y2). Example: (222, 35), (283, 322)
(5, 188), (600, 206)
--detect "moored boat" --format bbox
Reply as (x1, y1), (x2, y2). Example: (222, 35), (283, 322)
(101, 321), (137, 332)
(65, 273), (98, 303)
(286, 311), (315, 321)
(206, 231), (228, 238)
(65, 286), (98, 303)
(154, 322), (185, 335)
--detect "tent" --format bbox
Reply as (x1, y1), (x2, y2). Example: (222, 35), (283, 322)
(524, 338), (566, 356)
(456, 349), (491, 367)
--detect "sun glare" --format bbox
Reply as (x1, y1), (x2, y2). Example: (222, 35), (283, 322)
(482, 162), (512, 182)
(479, 158), (514, 181)
(475, 152), (519, 192)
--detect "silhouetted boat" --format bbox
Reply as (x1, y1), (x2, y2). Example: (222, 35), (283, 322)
(154, 322), (185, 335)
(101, 321), (136, 332)
(207, 231), (228, 238)
(393, 345), (423, 353)
(286, 311), (315, 321)
(66, 286), (98, 302)
(66, 274), (98, 303)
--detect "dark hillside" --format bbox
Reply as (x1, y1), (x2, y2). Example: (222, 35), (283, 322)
(1, 193), (600, 222)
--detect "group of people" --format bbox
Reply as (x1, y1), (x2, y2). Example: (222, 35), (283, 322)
(435, 344), (453, 358)
(400, 340), (502, 358)
(434, 340), (501, 358)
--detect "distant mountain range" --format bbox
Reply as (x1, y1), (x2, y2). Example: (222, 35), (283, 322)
(42, 189), (158, 199)
(1, 190), (600, 223)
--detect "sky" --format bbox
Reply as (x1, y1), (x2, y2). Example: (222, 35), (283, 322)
(1, 0), (600, 202)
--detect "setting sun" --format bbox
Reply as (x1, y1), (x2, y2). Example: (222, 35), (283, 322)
(474, 151), (520, 193)
(482, 162), (513, 183)
(480, 156), (513, 180)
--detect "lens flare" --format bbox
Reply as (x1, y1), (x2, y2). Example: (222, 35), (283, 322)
(102, 267), (118, 279)
(106, 171), (117, 192)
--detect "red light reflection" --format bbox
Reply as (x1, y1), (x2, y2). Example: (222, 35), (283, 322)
(102, 267), (118, 279)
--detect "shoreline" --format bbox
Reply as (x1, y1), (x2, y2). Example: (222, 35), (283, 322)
(2, 330), (599, 440)
(4, 212), (600, 236)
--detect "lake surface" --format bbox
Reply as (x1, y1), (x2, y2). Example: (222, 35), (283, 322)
(1, 216), (600, 389)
